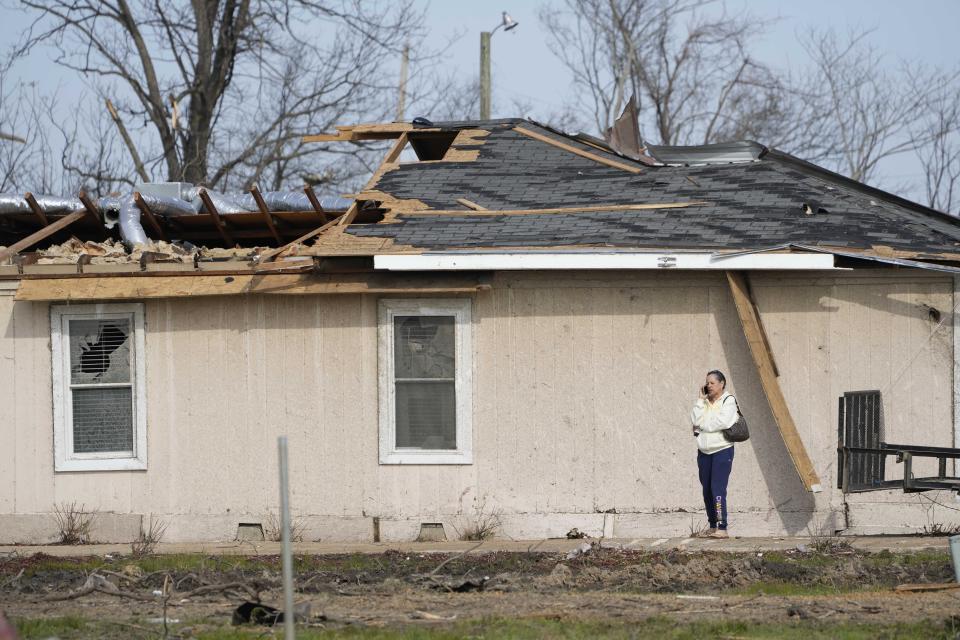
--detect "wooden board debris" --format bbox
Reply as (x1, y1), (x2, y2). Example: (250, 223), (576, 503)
(514, 126), (645, 174)
(302, 122), (441, 143)
(894, 582), (960, 593)
(15, 273), (492, 301)
(456, 198), (488, 211)
(389, 202), (703, 217)
(0, 209), (88, 264)
(256, 215), (343, 264)
(726, 270), (822, 492)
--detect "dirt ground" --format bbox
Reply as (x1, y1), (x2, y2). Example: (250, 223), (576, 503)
(4, 544), (960, 638)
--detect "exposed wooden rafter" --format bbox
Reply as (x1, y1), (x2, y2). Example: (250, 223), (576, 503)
(198, 188), (235, 246)
(23, 192), (48, 227)
(303, 185), (330, 224)
(249, 185), (282, 244)
(133, 192), (168, 242)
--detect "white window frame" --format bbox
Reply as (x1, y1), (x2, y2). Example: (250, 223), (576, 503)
(378, 298), (473, 464)
(51, 303), (147, 472)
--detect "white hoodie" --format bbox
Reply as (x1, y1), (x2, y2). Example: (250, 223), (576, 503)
(690, 392), (738, 455)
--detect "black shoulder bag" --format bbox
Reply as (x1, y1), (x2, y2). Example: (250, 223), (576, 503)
(722, 395), (750, 443)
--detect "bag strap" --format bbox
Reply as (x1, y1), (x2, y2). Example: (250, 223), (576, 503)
(723, 394), (742, 417)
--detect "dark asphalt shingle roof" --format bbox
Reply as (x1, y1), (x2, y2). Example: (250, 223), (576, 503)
(348, 120), (960, 255)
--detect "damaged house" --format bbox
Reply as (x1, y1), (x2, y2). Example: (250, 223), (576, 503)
(2, 118), (960, 543)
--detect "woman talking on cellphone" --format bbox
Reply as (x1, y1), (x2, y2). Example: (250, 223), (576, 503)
(690, 370), (739, 538)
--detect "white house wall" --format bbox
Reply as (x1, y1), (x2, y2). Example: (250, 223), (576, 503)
(0, 270), (956, 543)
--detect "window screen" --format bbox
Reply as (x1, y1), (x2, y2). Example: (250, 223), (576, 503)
(393, 315), (456, 449)
(68, 318), (134, 453)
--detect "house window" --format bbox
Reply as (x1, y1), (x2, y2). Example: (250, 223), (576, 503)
(51, 303), (147, 471)
(378, 299), (472, 464)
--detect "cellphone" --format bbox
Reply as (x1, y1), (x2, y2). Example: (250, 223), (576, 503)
(702, 385), (708, 395)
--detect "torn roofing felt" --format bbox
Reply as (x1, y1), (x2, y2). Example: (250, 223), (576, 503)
(345, 119), (960, 258)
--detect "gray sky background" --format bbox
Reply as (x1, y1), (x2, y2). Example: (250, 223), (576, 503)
(1, 0), (958, 200)
(421, 0), (960, 195)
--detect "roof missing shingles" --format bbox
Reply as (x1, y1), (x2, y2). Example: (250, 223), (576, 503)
(331, 118), (960, 258)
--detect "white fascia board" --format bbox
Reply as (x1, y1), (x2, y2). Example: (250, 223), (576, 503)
(374, 252), (837, 271)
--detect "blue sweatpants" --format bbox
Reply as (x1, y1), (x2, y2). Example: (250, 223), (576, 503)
(697, 447), (734, 530)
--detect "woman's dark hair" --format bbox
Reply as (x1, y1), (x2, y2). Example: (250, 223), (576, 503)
(706, 369), (727, 388)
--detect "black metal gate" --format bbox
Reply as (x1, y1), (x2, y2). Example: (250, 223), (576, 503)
(837, 390), (885, 491)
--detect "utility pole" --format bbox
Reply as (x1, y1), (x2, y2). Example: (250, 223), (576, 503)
(479, 32), (491, 120)
(397, 43), (409, 121)
(478, 12), (518, 121)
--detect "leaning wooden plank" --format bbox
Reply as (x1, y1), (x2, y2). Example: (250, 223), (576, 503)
(726, 270), (822, 492)
(397, 202), (702, 216)
(336, 132), (410, 231)
(0, 209), (87, 263)
(15, 273), (489, 301)
(514, 126), (645, 174)
(742, 273), (779, 377)
(256, 215), (344, 264)
(362, 133), (409, 188)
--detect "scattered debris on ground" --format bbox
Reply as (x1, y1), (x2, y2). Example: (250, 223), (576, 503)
(3, 546), (958, 638)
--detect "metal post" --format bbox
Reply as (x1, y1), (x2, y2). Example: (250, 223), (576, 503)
(951, 534), (960, 583)
(479, 31), (491, 119)
(278, 436), (295, 639)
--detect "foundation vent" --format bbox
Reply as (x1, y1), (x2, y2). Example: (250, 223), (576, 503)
(416, 522), (446, 542)
(236, 522), (265, 541)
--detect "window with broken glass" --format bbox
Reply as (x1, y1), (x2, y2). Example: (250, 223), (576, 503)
(378, 299), (472, 464)
(51, 304), (147, 471)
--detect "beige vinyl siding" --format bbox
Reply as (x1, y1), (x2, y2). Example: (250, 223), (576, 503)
(0, 270), (954, 540)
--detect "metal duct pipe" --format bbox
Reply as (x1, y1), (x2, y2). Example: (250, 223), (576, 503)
(0, 188), (353, 247)
(118, 197), (148, 245)
(258, 192), (352, 212)
(190, 190), (353, 214)
(0, 193), (83, 215)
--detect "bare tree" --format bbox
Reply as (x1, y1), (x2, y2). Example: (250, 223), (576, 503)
(798, 29), (960, 185)
(541, 4), (960, 210)
(0, 59), (59, 193)
(915, 87), (960, 214)
(14, 0), (426, 191)
(540, 0), (784, 146)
